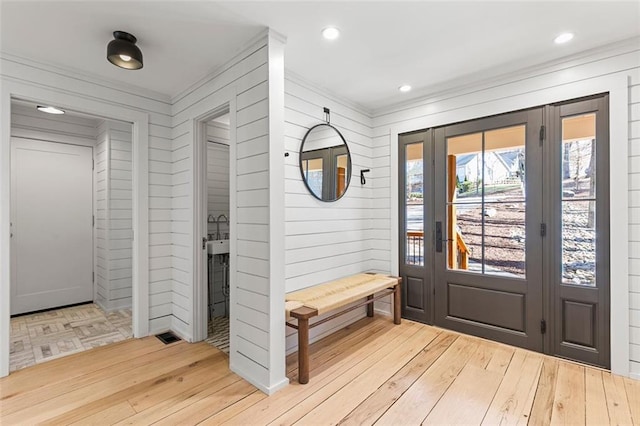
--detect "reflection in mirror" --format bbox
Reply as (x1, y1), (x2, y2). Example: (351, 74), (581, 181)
(299, 123), (351, 201)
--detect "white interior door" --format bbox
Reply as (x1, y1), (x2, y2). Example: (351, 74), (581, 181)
(10, 138), (94, 315)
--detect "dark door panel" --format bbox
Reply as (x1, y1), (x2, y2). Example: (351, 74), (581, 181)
(447, 283), (526, 332)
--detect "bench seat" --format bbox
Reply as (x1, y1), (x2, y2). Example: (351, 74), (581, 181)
(286, 273), (399, 316)
(286, 273), (401, 384)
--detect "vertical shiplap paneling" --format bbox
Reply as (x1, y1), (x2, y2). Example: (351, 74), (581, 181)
(170, 42), (272, 385)
(283, 75), (376, 351)
(370, 43), (640, 376)
(206, 121), (230, 316)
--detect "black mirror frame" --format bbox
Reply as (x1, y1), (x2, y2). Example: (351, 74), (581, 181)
(299, 123), (352, 202)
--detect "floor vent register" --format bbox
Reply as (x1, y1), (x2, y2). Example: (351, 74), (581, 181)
(155, 331), (181, 344)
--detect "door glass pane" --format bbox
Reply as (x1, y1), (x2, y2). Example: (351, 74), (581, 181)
(405, 142), (424, 265)
(447, 125), (526, 278)
(453, 202), (482, 272)
(562, 201), (596, 286)
(484, 126), (526, 202)
(302, 157), (323, 198)
(483, 202), (526, 278)
(561, 113), (596, 286)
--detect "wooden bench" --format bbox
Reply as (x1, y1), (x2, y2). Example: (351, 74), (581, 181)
(285, 273), (402, 384)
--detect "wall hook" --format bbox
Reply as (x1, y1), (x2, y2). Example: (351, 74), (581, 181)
(360, 169), (370, 185)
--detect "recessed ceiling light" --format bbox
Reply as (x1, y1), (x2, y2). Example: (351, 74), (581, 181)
(322, 27), (340, 40)
(554, 32), (574, 44)
(399, 85), (412, 93)
(36, 105), (65, 115)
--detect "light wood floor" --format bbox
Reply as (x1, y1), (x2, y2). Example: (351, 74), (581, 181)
(1, 317), (638, 425)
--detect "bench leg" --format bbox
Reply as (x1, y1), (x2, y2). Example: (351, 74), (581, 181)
(367, 295), (374, 317)
(393, 284), (401, 325)
(298, 317), (310, 384)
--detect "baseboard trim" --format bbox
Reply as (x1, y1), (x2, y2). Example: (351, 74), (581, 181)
(229, 362), (290, 395)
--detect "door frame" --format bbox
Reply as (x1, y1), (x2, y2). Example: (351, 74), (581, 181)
(388, 73), (630, 377)
(192, 100), (235, 343)
(1, 82), (150, 377)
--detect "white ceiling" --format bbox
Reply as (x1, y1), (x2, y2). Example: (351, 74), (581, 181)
(0, 1), (263, 98)
(2, 1), (639, 111)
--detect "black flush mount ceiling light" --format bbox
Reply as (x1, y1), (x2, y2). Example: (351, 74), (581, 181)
(107, 31), (143, 70)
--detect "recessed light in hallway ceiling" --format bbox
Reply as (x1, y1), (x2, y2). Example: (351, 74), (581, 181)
(554, 32), (574, 44)
(322, 26), (340, 40)
(399, 85), (412, 93)
(36, 105), (65, 114)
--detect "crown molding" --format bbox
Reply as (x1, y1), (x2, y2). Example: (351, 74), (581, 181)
(170, 28), (273, 105)
(284, 69), (373, 119)
(372, 36), (640, 118)
(0, 51), (172, 105)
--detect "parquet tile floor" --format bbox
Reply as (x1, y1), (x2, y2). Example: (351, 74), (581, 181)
(9, 303), (132, 372)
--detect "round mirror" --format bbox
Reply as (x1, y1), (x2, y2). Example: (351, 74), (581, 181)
(299, 123), (352, 202)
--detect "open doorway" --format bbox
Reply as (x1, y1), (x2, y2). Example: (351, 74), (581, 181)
(199, 109), (231, 355)
(9, 99), (133, 371)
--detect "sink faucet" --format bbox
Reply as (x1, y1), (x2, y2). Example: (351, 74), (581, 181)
(216, 214), (228, 240)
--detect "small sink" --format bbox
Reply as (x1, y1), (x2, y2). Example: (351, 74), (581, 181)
(207, 239), (229, 255)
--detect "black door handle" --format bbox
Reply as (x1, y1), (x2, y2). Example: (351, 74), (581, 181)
(435, 221), (443, 253)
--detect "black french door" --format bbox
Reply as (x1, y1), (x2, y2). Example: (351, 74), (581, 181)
(399, 95), (610, 368)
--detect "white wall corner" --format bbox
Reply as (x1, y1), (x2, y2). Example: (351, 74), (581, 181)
(171, 316), (193, 343)
(608, 74), (630, 377)
(0, 85), (11, 377)
(388, 129), (399, 277)
(266, 29), (288, 392)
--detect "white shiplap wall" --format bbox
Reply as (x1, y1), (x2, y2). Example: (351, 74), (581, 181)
(103, 120), (133, 310)
(283, 74), (379, 352)
(370, 39), (640, 378)
(95, 121), (109, 306)
(629, 61), (640, 379)
(170, 32), (288, 393)
(1, 54), (174, 337)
